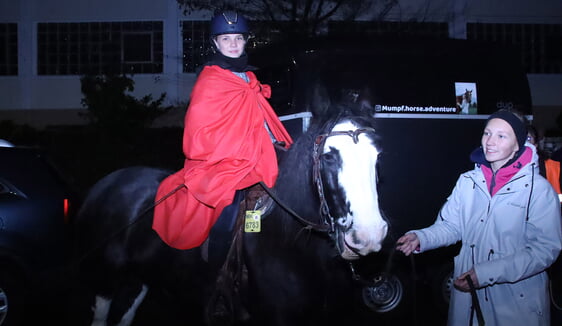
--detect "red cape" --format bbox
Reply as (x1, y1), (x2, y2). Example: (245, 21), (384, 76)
(152, 65), (293, 249)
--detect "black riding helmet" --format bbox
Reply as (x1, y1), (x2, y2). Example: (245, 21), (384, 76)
(210, 11), (249, 37)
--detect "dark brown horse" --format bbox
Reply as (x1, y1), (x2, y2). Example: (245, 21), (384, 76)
(73, 105), (388, 326)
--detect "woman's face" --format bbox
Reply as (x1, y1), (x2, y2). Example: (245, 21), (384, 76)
(482, 118), (520, 171)
(214, 33), (246, 58)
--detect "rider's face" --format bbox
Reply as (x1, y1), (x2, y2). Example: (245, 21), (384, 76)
(214, 34), (246, 58)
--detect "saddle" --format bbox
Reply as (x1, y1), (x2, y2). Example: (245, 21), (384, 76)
(242, 183), (274, 215)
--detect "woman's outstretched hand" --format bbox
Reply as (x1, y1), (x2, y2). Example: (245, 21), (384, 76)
(396, 233), (420, 256)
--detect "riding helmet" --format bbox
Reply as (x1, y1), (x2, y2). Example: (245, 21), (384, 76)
(210, 11), (249, 36)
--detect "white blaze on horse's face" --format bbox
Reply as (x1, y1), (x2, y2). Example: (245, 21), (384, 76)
(324, 120), (388, 260)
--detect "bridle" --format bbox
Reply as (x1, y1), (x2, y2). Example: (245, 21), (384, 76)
(313, 127), (377, 233)
(262, 126), (377, 235)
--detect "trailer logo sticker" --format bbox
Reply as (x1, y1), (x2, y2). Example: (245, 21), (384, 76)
(376, 105), (456, 113)
(373, 82), (479, 115)
(455, 82), (478, 115)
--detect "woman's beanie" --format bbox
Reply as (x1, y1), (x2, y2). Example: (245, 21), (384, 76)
(487, 109), (527, 149)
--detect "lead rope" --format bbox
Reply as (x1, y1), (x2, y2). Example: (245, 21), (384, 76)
(348, 244), (419, 326)
(550, 277), (562, 311)
(466, 275), (485, 326)
(347, 244), (401, 284)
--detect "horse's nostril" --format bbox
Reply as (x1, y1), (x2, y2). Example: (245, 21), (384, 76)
(337, 217), (353, 231)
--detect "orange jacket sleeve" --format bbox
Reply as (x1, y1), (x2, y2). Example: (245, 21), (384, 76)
(545, 159), (561, 194)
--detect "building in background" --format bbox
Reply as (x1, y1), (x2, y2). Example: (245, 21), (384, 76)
(0, 0), (560, 129)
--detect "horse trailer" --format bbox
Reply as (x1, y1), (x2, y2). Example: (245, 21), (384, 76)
(250, 36), (534, 321)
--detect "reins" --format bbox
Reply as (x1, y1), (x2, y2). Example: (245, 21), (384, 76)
(73, 183), (186, 266)
(259, 181), (330, 233)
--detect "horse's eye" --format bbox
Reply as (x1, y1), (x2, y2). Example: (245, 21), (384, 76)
(321, 149), (340, 164)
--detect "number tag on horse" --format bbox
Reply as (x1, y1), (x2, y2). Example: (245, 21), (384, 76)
(244, 210), (262, 233)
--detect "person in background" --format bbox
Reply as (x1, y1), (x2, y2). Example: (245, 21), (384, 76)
(527, 125), (562, 194)
(528, 125), (562, 325)
(397, 109), (562, 326)
(151, 11), (293, 264)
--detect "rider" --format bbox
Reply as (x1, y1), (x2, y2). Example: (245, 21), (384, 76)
(152, 11), (293, 262)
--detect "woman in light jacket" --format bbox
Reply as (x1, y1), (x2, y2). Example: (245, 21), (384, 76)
(397, 109), (562, 326)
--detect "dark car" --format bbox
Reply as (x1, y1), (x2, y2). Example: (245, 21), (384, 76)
(0, 144), (74, 325)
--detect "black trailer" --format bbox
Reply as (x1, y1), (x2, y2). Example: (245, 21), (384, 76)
(251, 36), (534, 322)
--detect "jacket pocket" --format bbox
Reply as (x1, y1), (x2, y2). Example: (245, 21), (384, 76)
(511, 273), (548, 318)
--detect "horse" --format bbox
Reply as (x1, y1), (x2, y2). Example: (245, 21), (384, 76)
(71, 103), (388, 326)
(456, 89), (472, 114)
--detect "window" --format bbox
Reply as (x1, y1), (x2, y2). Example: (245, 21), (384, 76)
(123, 33), (153, 62)
(467, 23), (562, 74)
(182, 20), (209, 73)
(0, 23), (18, 75)
(37, 21), (163, 75)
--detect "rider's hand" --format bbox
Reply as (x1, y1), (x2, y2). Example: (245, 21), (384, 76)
(396, 233), (420, 256)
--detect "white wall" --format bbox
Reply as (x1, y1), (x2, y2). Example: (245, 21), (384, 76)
(0, 0), (560, 127)
(14, 0), (169, 21)
(0, 0), (203, 117)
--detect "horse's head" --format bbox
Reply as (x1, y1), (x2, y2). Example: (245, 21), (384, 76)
(464, 89), (472, 104)
(316, 116), (388, 260)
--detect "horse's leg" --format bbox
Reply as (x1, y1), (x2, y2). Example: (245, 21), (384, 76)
(243, 244), (310, 325)
(91, 295), (112, 326)
(116, 284), (148, 326)
(245, 232), (355, 326)
(106, 279), (148, 326)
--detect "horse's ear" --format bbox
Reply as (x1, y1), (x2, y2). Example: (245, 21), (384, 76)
(356, 86), (376, 117)
(308, 82), (332, 117)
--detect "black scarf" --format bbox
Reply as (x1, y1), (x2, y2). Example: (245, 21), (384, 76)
(204, 52), (255, 73)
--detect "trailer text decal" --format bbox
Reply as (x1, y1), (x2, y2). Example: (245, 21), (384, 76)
(376, 105), (457, 113)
